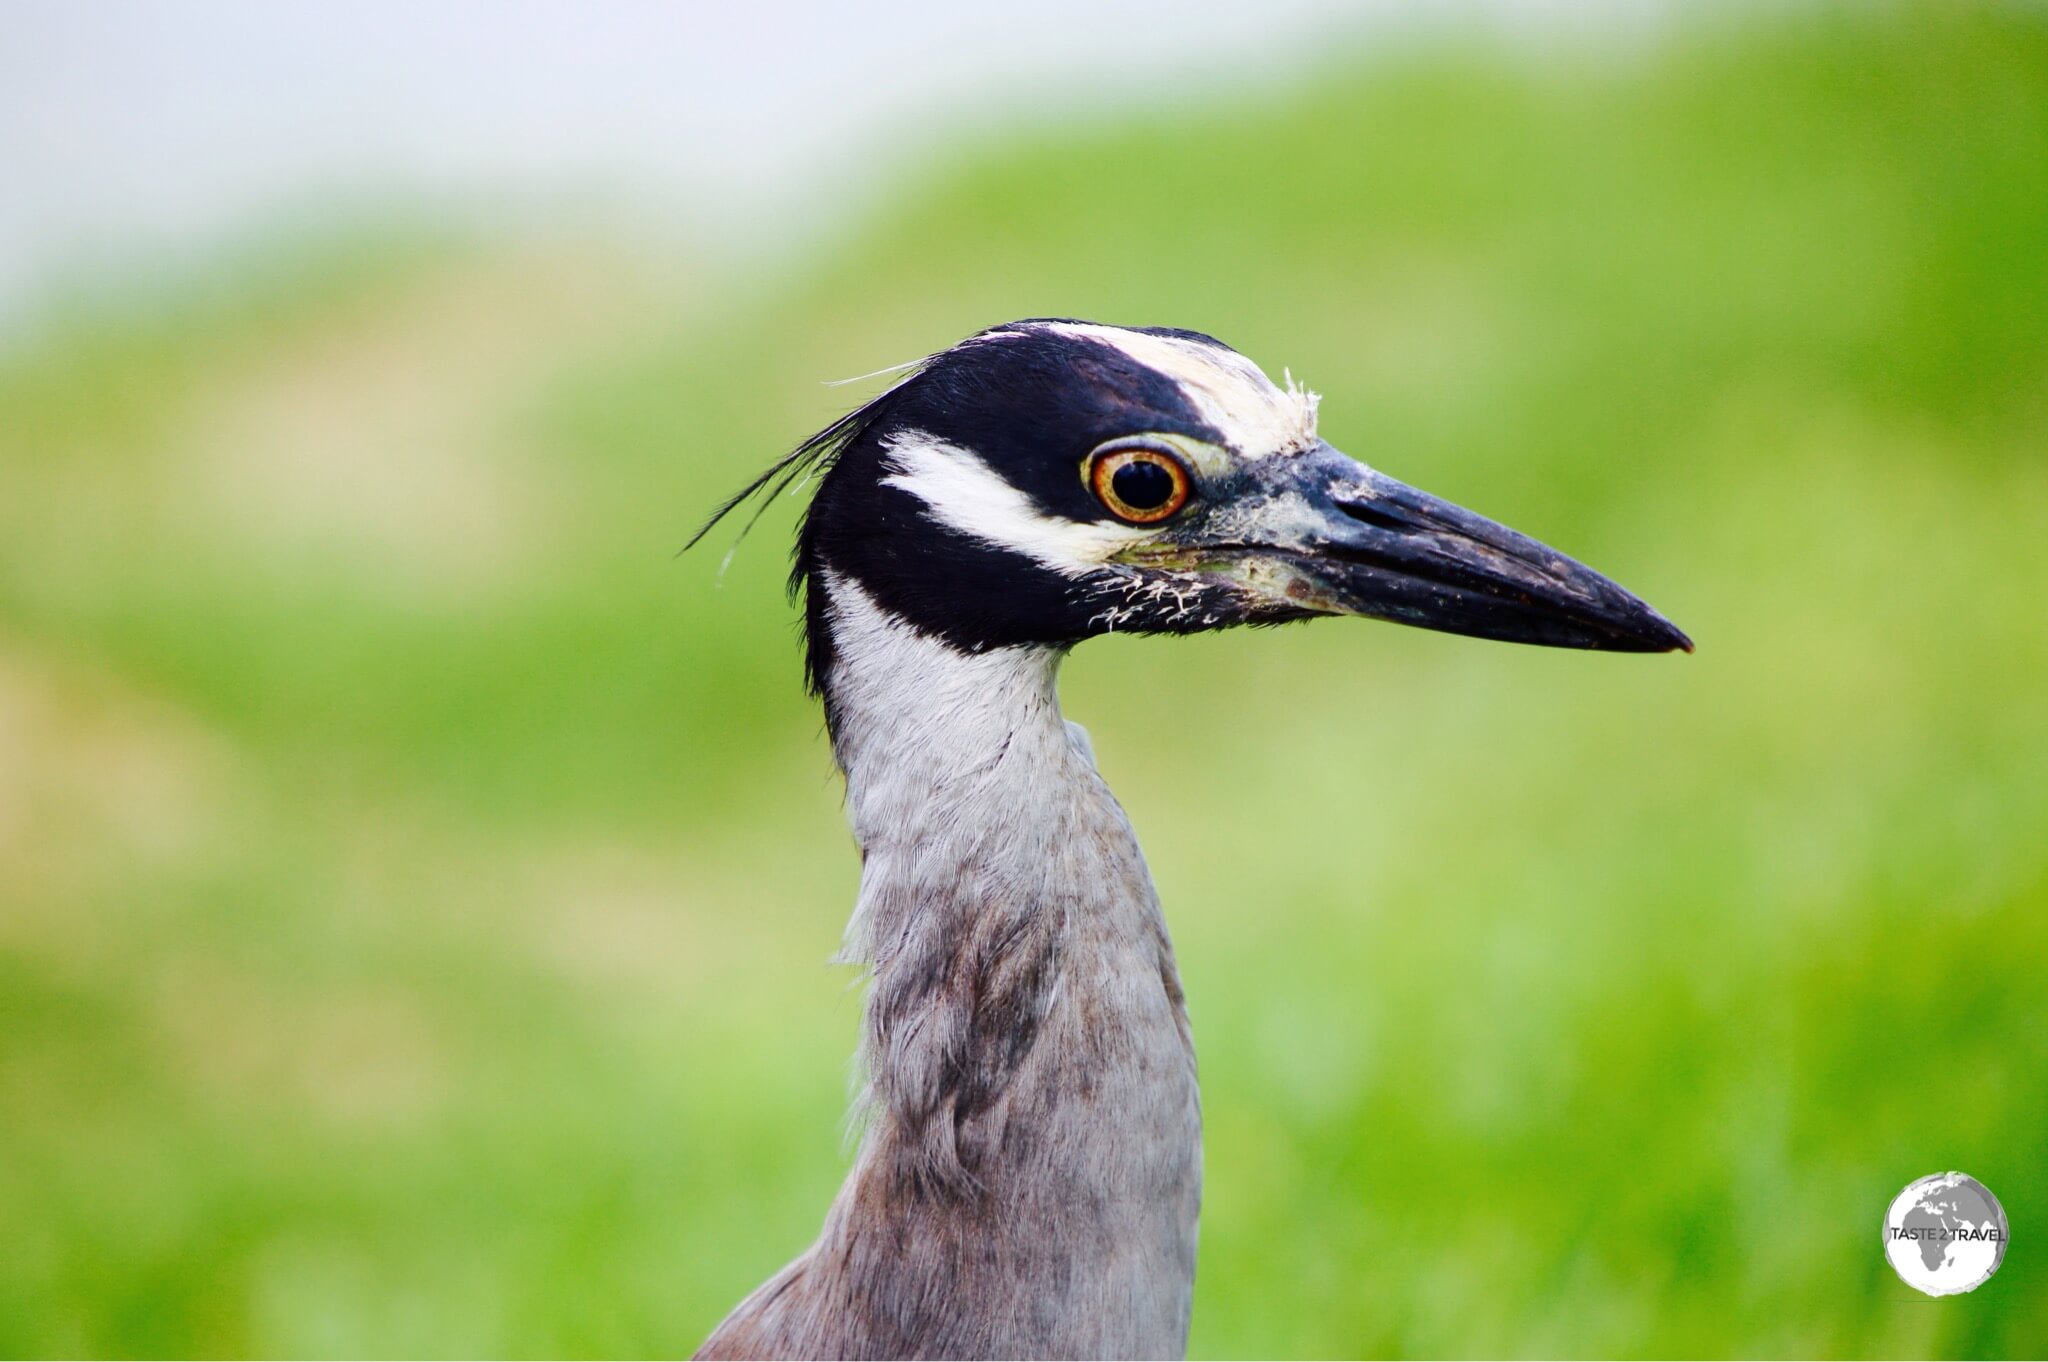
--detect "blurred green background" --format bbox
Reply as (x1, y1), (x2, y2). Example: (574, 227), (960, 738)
(4, 3), (2047, 1357)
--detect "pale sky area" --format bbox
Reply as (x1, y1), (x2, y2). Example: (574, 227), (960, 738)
(0, 1), (1676, 319)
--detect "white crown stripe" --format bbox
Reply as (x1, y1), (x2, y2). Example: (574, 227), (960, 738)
(1039, 323), (1319, 456)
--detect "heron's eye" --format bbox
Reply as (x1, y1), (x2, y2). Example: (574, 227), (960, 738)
(1087, 443), (1192, 524)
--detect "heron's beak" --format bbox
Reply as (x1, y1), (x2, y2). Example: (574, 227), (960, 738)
(1134, 442), (1692, 653)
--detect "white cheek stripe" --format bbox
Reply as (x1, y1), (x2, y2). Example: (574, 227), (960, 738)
(878, 432), (1151, 577)
(1037, 322), (1319, 456)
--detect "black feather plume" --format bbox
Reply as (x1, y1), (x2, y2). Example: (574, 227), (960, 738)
(681, 361), (931, 574)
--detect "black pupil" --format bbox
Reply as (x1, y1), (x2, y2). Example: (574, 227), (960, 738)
(1110, 457), (1176, 511)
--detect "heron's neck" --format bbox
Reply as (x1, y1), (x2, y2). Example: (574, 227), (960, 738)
(802, 572), (1201, 1357)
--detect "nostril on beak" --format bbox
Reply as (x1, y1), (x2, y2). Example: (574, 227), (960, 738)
(1335, 497), (1420, 535)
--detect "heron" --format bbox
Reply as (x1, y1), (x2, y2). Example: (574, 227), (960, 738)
(691, 320), (1688, 1360)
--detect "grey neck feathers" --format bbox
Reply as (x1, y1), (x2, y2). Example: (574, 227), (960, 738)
(697, 571), (1202, 1361)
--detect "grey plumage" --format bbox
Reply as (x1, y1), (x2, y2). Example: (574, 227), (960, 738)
(700, 578), (1198, 1359)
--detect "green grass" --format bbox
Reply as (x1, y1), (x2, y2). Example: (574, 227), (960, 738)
(3, 4), (2047, 1356)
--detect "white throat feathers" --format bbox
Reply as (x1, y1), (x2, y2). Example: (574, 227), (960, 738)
(697, 572), (1203, 1359)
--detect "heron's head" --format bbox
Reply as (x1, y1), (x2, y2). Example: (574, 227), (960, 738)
(697, 320), (1689, 708)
